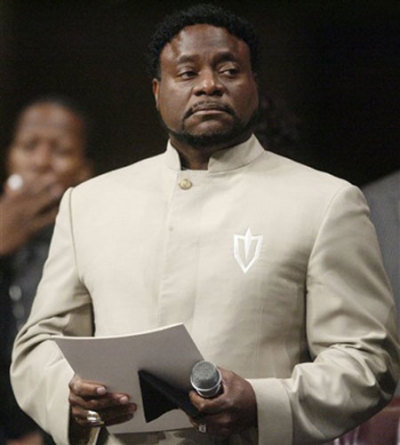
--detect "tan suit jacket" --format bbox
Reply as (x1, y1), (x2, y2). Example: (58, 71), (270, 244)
(11, 136), (400, 444)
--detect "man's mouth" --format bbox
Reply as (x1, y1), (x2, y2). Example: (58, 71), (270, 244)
(185, 102), (234, 119)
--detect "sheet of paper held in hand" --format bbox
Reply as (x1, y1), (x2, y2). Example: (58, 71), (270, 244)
(53, 323), (203, 434)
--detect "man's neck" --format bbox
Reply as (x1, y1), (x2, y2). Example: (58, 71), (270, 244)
(170, 132), (252, 170)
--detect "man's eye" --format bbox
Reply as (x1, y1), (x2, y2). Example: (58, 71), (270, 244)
(178, 71), (196, 79)
(220, 68), (238, 77)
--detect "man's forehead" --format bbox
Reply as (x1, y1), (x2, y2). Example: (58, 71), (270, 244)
(161, 24), (249, 62)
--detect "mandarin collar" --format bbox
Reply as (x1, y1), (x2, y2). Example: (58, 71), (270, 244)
(164, 134), (265, 173)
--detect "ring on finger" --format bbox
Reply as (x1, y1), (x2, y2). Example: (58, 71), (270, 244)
(198, 423), (207, 434)
(86, 410), (105, 426)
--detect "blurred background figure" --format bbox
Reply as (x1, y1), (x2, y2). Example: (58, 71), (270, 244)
(363, 171), (400, 328)
(0, 97), (93, 444)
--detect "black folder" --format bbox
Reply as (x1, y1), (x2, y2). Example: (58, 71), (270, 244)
(138, 370), (202, 422)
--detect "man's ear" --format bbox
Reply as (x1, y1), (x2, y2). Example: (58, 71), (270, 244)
(152, 78), (160, 110)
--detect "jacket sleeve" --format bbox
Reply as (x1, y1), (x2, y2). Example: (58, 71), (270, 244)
(10, 188), (94, 445)
(248, 184), (400, 444)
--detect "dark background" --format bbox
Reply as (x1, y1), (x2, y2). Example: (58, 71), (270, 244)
(1, 0), (399, 186)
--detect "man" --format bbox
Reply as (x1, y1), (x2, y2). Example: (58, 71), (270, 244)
(1, 97), (92, 444)
(10, 5), (400, 445)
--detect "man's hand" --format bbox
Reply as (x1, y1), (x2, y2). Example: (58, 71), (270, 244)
(189, 368), (257, 437)
(0, 173), (64, 255)
(68, 374), (137, 442)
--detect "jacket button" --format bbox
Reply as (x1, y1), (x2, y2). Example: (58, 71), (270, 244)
(179, 178), (192, 190)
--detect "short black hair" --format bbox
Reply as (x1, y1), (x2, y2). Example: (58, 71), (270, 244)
(147, 3), (260, 79)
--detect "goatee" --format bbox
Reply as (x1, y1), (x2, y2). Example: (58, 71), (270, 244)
(165, 108), (259, 149)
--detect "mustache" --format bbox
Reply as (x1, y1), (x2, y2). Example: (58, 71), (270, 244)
(183, 101), (236, 120)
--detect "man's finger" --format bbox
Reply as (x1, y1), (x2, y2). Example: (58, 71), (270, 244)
(70, 393), (133, 412)
(104, 411), (135, 426)
(98, 404), (137, 425)
(69, 376), (107, 398)
(72, 404), (136, 427)
(69, 376), (133, 410)
(190, 413), (233, 437)
(189, 390), (226, 414)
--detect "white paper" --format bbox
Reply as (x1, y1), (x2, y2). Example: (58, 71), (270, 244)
(53, 323), (203, 433)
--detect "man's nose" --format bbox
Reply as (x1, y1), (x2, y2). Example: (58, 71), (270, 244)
(193, 69), (223, 96)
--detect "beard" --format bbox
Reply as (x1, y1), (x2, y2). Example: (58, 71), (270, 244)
(163, 106), (260, 149)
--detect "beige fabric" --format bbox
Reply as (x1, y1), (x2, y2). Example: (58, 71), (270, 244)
(11, 135), (400, 444)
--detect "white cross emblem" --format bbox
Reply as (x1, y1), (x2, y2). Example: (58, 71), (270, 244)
(233, 228), (263, 274)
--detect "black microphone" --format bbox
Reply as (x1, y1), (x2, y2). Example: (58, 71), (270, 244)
(190, 360), (222, 398)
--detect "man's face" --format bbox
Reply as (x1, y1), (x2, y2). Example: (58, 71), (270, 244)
(7, 103), (91, 189)
(153, 24), (259, 150)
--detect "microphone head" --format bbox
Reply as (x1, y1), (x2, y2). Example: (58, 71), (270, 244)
(191, 360), (222, 398)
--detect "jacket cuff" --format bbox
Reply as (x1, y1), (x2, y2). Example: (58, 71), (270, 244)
(248, 378), (293, 445)
(46, 362), (74, 445)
